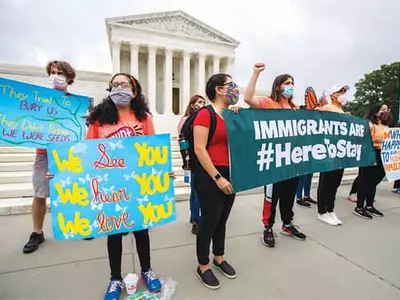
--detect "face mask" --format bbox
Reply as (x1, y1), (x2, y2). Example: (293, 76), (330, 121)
(379, 111), (390, 121)
(226, 85), (240, 105)
(109, 90), (133, 107)
(337, 94), (348, 105)
(50, 75), (68, 90)
(282, 85), (294, 98)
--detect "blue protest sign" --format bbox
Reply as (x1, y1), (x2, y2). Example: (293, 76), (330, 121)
(47, 133), (176, 240)
(0, 77), (89, 148)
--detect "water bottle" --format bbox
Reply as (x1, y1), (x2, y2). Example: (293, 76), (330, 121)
(178, 135), (190, 170)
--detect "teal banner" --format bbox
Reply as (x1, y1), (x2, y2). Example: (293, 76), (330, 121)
(223, 109), (376, 193)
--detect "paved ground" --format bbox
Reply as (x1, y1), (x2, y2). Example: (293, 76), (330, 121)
(1, 181), (400, 300)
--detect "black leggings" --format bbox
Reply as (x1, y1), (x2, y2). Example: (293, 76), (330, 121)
(108, 229), (151, 280)
(195, 166), (235, 266)
(357, 149), (385, 208)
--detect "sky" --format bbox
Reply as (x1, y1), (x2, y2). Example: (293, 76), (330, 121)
(0, 0), (399, 105)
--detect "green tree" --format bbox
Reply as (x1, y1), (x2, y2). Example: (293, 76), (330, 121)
(345, 62), (400, 125)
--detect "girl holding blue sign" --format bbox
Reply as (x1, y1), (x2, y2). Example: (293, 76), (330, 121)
(85, 73), (172, 300)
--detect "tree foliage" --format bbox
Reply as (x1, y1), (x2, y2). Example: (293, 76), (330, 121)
(345, 62), (400, 125)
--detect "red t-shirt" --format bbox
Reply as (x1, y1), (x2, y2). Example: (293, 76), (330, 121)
(193, 108), (229, 167)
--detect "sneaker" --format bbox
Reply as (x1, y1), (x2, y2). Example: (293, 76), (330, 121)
(104, 280), (124, 300)
(213, 259), (237, 279)
(262, 227), (275, 248)
(353, 207), (373, 219)
(304, 196), (317, 204)
(392, 188), (400, 194)
(296, 198), (311, 207)
(318, 213), (338, 226)
(196, 267), (220, 289)
(23, 232), (45, 254)
(347, 194), (357, 203)
(329, 212), (342, 225)
(281, 224), (306, 241)
(84, 237), (94, 240)
(141, 269), (162, 293)
(365, 206), (384, 217)
(191, 222), (199, 235)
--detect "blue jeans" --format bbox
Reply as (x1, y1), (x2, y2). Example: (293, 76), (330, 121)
(190, 172), (201, 222)
(296, 174), (312, 199)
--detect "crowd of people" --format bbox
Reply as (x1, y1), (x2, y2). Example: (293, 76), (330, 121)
(20, 60), (395, 299)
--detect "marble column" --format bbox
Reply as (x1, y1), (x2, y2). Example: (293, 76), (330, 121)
(225, 56), (234, 74)
(181, 51), (191, 111)
(130, 43), (139, 79)
(212, 55), (220, 75)
(197, 53), (206, 95)
(163, 48), (174, 114)
(111, 40), (121, 73)
(147, 46), (157, 114)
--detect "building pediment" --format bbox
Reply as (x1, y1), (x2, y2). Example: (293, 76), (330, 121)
(106, 10), (240, 47)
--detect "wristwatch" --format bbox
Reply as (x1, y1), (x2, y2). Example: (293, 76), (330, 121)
(214, 173), (221, 181)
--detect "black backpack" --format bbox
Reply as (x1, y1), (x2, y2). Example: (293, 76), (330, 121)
(179, 105), (217, 172)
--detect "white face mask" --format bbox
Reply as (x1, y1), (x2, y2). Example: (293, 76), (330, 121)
(337, 94), (348, 105)
(50, 74), (68, 90)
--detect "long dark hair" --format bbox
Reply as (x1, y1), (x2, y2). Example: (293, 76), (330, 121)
(366, 103), (390, 125)
(88, 73), (150, 125)
(183, 95), (205, 117)
(270, 74), (295, 108)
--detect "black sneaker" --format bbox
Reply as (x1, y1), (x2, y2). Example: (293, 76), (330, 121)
(213, 259), (237, 279)
(365, 206), (384, 217)
(23, 232), (45, 254)
(353, 207), (373, 219)
(196, 267), (220, 289)
(281, 224), (306, 241)
(296, 198), (311, 207)
(262, 227), (276, 247)
(191, 222), (199, 235)
(304, 196), (317, 204)
(84, 237), (95, 240)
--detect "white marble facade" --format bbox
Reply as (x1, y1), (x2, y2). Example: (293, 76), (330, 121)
(106, 10), (240, 118)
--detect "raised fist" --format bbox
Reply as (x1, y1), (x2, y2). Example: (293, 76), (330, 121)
(253, 63), (266, 73)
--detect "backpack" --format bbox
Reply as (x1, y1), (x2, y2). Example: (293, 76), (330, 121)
(179, 105), (217, 172)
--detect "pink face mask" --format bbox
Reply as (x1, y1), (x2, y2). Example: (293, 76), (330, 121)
(50, 75), (68, 90)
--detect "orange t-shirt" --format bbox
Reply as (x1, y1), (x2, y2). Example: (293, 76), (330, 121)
(316, 103), (344, 114)
(256, 96), (299, 110)
(85, 112), (155, 140)
(370, 122), (388, 150)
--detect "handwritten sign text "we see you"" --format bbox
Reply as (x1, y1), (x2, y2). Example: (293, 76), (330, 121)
(0, 77), (89, 148)
(47, 133), (176, 240)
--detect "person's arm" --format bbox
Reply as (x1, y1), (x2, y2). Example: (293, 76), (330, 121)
(143, 113), (156, 135)
(244, 63), (266, 108)
(85, 123), (99, 140)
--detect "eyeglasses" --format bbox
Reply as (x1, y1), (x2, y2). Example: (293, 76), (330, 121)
(219, 82), (238, 89)
(110, 82), (131, 90)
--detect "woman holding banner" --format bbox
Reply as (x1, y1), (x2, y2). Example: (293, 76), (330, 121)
(354, 103), (390, 219)
(244, 63), (307, 248)
(193, 73), (239, 289)
(315, 84), (350, 226)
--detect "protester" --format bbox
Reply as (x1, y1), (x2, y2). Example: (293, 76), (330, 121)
(354, 103), (390, 219)
(315, 84), (350, 226)
(22, 60), (82, 254)
(193, 73), (239, 289)
(178, 95), (205, 235)
(86, 73), (170, 299)
(244, 63), (306, 248)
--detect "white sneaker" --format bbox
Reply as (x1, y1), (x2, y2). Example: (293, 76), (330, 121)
(318, 213), (338, 226)
(347, 194), (357, 203)
(329, 212), (342, 225)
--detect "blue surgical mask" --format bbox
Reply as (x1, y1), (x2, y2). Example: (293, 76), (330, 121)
(282, 85), (294, 98)
(109, 90), (133, 107)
